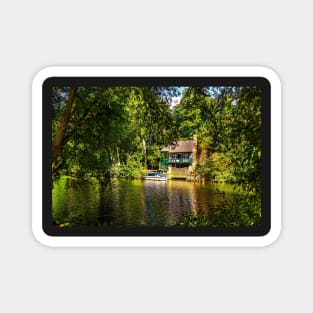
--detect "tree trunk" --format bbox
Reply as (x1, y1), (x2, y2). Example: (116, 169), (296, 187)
(52, 87), (77, 165)
(142, 138), (147, 168)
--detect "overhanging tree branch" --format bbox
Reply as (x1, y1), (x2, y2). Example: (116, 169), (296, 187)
(52, 87), (77, 165)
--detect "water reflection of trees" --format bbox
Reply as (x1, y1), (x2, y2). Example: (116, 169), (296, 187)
(143, 181), (169, 226)
(97, 182), (114, 226)
(52, 179), (235, 227)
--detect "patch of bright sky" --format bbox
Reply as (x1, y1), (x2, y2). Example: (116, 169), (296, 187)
(170, 86), (186, 109)
(177, 86), (186, 97)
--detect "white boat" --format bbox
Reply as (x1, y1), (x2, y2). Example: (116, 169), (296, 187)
(143, 172), (168, 181)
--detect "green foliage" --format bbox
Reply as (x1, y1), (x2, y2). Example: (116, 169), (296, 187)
(175, 86), (261, 191)
(147, 144), (162, 169)
(173, 87), (217, 142)
(52, 86), (177, 181)
(196, 152), (235, 183)
(116, 152), (146, 179)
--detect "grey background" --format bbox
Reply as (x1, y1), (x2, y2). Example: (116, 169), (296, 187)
(0, 1), (311, 312)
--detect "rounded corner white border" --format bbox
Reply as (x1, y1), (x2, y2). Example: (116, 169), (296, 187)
(32, 66), (281, 248)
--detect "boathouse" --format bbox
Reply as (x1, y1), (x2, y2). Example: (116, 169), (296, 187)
(160, 139), (197, 173)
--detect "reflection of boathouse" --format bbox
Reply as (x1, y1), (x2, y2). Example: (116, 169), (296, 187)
(160, 138), (197, 175)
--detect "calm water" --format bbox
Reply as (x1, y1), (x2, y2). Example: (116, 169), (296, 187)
(52, 178), (236, 227)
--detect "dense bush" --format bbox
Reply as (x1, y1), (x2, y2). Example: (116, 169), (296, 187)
(116, 153), (146, 179)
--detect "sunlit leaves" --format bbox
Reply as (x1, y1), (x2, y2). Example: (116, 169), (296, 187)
(52, 86), (179, 179)
(175, 86), (262, 193)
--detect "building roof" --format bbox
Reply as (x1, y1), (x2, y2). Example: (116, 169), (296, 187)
(161, 140), (194, 153)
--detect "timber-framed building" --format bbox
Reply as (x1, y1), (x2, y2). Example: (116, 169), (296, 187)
(160, 138), (197, 173)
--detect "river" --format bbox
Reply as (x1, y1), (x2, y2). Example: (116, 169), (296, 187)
(52, 178), (237, 227)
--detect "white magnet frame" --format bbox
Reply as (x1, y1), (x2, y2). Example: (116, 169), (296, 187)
(32, 66), (281, 247)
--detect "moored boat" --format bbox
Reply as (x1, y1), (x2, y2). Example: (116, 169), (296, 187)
(143, 172), (168, 181)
